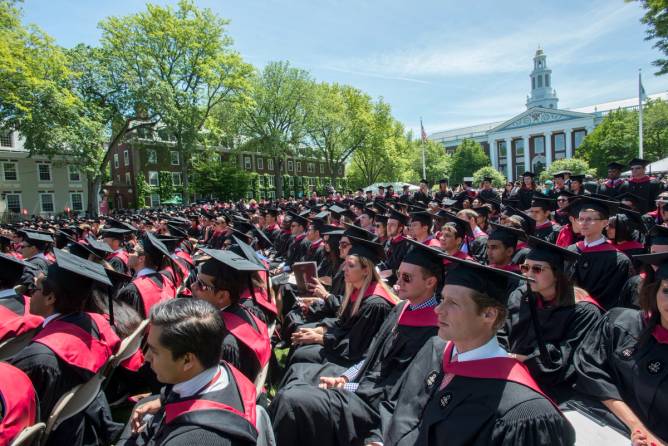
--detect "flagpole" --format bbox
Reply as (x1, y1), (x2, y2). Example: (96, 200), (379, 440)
(639, 69), (644, 159)
(420, 117), (426, 179)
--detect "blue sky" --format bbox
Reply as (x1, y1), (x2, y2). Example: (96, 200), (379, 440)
(21, 0), (668, 135)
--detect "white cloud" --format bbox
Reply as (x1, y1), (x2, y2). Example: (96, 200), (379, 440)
(330, 1), (640, 78)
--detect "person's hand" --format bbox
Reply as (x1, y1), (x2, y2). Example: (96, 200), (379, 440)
(318, 376), (348, 389)
(299, 297), (320, 315)
(270, 267), (283, 276)
(130, 397), (162, 433)
(291, 328), (324, 345)
(510, 353), (529, 362)
(308, 278), (329, 299)
(365, 443), (384, 446)
(631, 427), (665, 446)
(319, 276), (332, 286)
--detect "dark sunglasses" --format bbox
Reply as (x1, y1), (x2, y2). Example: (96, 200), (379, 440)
(520, 264), (551, 274)
(399, 272), (412, 283)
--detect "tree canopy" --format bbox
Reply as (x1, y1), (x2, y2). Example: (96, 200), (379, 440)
(635, 0), (668, 75)
(448, 139), (490, 186)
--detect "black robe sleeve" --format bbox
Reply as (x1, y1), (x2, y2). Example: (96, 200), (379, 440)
(116, 282), (144, 318)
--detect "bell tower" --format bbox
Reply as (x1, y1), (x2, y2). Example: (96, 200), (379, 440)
(526, 47), (558, 109)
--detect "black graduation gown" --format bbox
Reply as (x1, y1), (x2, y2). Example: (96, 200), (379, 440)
(514, 187), (535, 210)
(221, 304), (268, 382)
(382, 236), (411, 285)
(499, 285), (602, 403)
(108, 254), (130, 275)
(375, 337), (575, 446)
(574, 308), (668, 442)
(534, 221), (561, 244)
(434, 190), (453, 203)
(273, 230), (292, 259)
(598, 179), (625, 198)
(287, 289), (394, 369)
(302, 239), (325, 265)
(619, 274), (642, 308)
(567, 241), (633, 310)
(263, 224), (282, 244)
(10, 313), (122, 446)
(117, 272), (174, 318)
(412, 191), (431, 204)
(620, 178), (664, 214)
(478, 188), (499, 202)
(270, 301), (439, 446)
(467, 235), (488, 263)
(286, 234), (309, 267)
(20, 255), (49, 288)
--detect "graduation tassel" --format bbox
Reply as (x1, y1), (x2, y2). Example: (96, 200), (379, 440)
(526, 282), (550, 364)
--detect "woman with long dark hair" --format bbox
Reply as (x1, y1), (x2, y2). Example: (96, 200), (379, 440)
(608, 210), (647, 270)
(574, 251), (668, 445)
(500, 236), (602, 403)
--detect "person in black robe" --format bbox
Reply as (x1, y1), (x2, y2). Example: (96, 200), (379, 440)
(499, 236), (602, 403)
(101, 228), (132, 275)
(512, 171), (537, 210)
(567, 196), (633, 310)
(284, 211), (310, 268)
(191, 248), (271, 382)
(0, 253), (44, 341)
(17, 230), (52, 289)
(10, 249), (122, 446)
(597, 162), (626, 198)
(0, 362), (38, 445)
(620, 158), (665, 214)
(574, 250), (668, 445)
(118, 298), (258, 446)
(301, 218), (327, 265)
(206, 216), (234, 249)
(412, 179), (432, 205)
(368, 253), (575, 446)
(529, 196), (561, 243)
(270, 242), (442, 446)
(117, 233), (176, 318)
(379, 208), (410, 285)
(262, 208), (282, 243)
(285, 236), (398, 372)
(478, 176), (500, 202)
(608, 208), (648, 271)
(433, 179), (452, 203)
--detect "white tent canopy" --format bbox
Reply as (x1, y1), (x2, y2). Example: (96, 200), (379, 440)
(622, 156), (668, 176)
(363, 182), (420, 194)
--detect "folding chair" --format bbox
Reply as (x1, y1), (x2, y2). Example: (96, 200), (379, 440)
(109, 319), (149, 371)
(9, 422), (45, 446)
(0, 328), (39, 361)
(255, 405), (276, 446)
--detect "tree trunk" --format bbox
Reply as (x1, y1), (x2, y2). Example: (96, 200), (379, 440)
(275, 156), (284, 198)
(181, 153), (190, 205)
(86, 176), (100, 217)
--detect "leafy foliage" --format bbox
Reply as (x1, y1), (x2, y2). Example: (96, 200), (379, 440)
(448, 139), (490, 186)
(635, 0), (668, 75)
(473, 166), (506, 187)
(538, 158), (595, 182)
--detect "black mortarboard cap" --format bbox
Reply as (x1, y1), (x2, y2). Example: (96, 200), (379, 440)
(530, 196), (556, 211)
(362, 208), (376, 219)
(230, 236), (266, 269)
(649, 225), (668, 246)
(347, 236), (386, 263)
(617, 192), (644, 208)
(387, 207), (410, 226)
(100, 228), (132, 241)
(0, 252), (30, 284)
(374, 214), (388, 224)
(287, 211), (309, 227)
(167, 224), (188, 239)
(629, 158), (650, 168)
(571, 196), (618, 219)
(607, 162), (625, 170)
(85, 235), (114, 256)
(525, 235), (580, 269)
(51, 248), (112, 287)
(403, 238), (445, 275)
(342, 222), (376, 241)
(437, 212), (472, 238)
(141, 232), (171, 259)
(472, 206), (490, 218)
(199, 248), (265, 272)
(522, 171), (536, 178)
(410, 211), (434, 226)
(18, 230), (54, 247)
(488, 223), (523, 248)
(500, 206), (536, 235)
(570, 174), (585, 183)
(156, 235), (181, 253)
(635, 251), (668, 281)
(328, 205), (346, 215)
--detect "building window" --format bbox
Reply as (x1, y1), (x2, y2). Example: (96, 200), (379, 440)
(244, 156), (252, 170)
(114, 154), (119, 169)
(40, 193), (54, 213)
(531, 77), (535, 90)
(573, 129), (587, 149)
(497, 140), (507, 158)
(148, 171), (159, 186)
(170, 151), (180, 165)
(267, 191), (276, 199)
(553, 133), (566, 159)
(70, 193), (83, 211)
(123, 150), (129, 166)
(268, 175), (275, 187)
(38, 164), (52, 182)
(545, 74), (550, 87)
(268, 159), (274, 171)
(149, 193), (161, 207)
(257, 157), (264, 170)
(148, 149), (157, 164)
(320, 163), (325, 174)
(68, 165), (81, 182)
(0, 131), (12, 148)
(512, 139), (524, 157)
(125, 172), (131, 185)
(2, 162), (18, 181)
(5, 194), (20, 213)
(515, 163), (526, 181)
(172, 172), (182, 186)
(307, 162), (314, 174)
(537, 75), (543, 88)
(287, 160), (293, 172)
(533, 136), (545, 155)
(296, 161), (301, 173)
(246, 191), (253, 199)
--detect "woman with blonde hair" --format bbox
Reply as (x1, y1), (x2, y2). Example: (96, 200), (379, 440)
(286, 236), (398, 373)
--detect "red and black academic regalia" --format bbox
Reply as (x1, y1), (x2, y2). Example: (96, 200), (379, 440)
(0, 290), (43, 342)
(286, 233), (309, 267)
(534, 221), (561, 244)
(107, 249), (130, 275)
(263, 223), (281, 244)
(118, 272), (176, 318)
(135, 362), (258, 446)
(613, 240), (647, 270)
(19, 254), (49, 288)
(287, 282), (396, 369)
(302, 238), (325, 265)
(0, 362), (38, 446)
(239, 285), (277, 325)
(619, 272), (646, 309)
(10, 312), (122, 446)
(220, 304), (271, 382)
(568, 240), (633, 310)
(207, 230), (230, 250)
(574, 308), (668, 442)
(514, 187), (535, 210)
(270, 299), (439, 446)
(442, 250), (472, 274)
(419, 236), (441, 248)
(621, 176), (665, 214)
(374, 338), (575, 446)
(598, 178), (625, 199)
(274, 229), (292, 259)
(382, 235), (411, 285)
(499, 284), (602, 403)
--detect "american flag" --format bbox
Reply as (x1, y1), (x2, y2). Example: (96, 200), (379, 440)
(420, 118), (428, 143)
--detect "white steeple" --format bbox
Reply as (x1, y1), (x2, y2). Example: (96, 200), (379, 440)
(526, 47), (558, 109)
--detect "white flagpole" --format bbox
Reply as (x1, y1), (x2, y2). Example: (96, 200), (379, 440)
(639, 69), (644, 159)
(421, 117), (426, 179)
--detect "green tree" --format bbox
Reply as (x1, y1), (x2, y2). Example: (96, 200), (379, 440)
(407, 134), (451, 184)
(448, 139), (490, 185)
(99, 0), (253, 204)
(239, 61), (314, 198)
(157, 171), (175, 202)
(635, 0), (668, 75)
(135, 172), (150, 208)
(189, 151), (255, 201)
(473, 166), (506, 187)
(539, 158), (595, 182)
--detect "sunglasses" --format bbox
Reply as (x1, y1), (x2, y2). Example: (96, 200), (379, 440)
(339, 241), (351, 248)
(194, 277), (215, 291)
(399, 272), (413, 283)
(520, 264), (551, 274)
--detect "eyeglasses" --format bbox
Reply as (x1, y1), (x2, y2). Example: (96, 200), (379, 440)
(399, 272), (413, 283)
(577, 217), (605, 224)
(194, 277), (215, 291)
(520, 264), (551, 274)
(374, 223), (383, 228)
(339, 241), (351, 249)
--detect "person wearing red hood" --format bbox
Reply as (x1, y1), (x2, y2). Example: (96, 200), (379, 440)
(620, 158), (665, 214)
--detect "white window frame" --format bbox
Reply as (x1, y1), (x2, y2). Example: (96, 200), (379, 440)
(307, 162), (314, 174)
(170, 151), (180, 166)
(148, 171), (159, 186)
(296, 161), (301, 173)
(268, 159), (274, 171)
(123, 150), (130, 166)
(68, 165), (81, 183)
(287, 160), (293, 172)
(149, 193), (161, 207)
(171, 172), (182, 186)
(40, 193), (54, 213)
(113, 153), (119, 169)
(70, 192), (84, 212)
(37, 163), (52, 183)
(5, 193), (21, 213)
(0, 131), (13, 148)
(244, 156), (252, 170)
(2, 162), (18, 182)
(268, 175), (275, 187)
(148, 149), (158, 164)
(125, 172), (131, 185)
(257, 157), (264, 170)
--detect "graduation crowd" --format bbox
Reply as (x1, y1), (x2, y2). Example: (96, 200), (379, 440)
(0, 157), (667, 445)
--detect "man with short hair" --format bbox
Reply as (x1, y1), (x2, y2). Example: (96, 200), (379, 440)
(121, 298), (258, 446)
(380, 208), (411, 285)
(409, 212), (440, 247)
(102, 227), (132, 274)
(528, 196), (560, 243)
(621, 158), (665, 213)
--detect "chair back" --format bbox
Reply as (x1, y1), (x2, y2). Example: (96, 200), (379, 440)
(9, 423), (45, 446)
(110, 319), (149, 369)
(0, 328), (39, 361)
